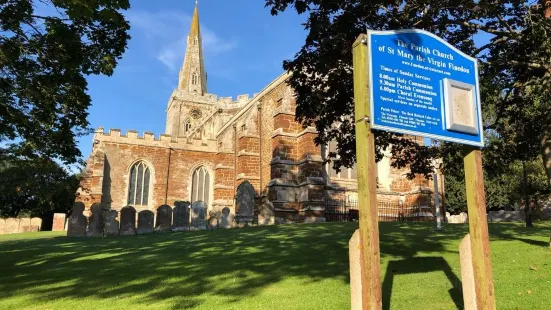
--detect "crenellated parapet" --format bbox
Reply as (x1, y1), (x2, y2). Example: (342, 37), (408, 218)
(93, 127), (219, 152)
(216, 94), (251, 109)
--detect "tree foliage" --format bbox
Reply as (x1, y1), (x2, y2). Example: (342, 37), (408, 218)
(265, 0), (551, 178)
(444, 158), (550, 213)
(0, 0), (131, 164)
(0, 153), (80, 218)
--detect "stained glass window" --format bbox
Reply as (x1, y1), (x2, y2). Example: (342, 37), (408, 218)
(191, 166), (210, 206)
(128, 161), (151, 206)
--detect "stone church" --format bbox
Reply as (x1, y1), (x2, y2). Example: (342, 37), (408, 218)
(77, 4), (436, 223)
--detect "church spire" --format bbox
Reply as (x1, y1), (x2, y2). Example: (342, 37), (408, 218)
(178, 2), (207, 94)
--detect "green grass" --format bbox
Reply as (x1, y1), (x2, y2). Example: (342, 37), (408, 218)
(0, 222), (549, 310)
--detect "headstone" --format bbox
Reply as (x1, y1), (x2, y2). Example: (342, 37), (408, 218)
(52, 213), (66, 231)
(104, 210), (119, 237)
(5, 218), (20, 234)
(155, 205), (172, 232)
(190, 201), (207, 230)
(459, 234), (477, 310)
(67, 202), (87, 237)
(137, 210), (154, 235)
(488, 210), (523, 222)
(219, 207), (234, 229)
(18, 218), (32, 233)
(30, 217), (42, 232)
(208, 210), (219, 231)
(119, 206), (137, 236)
(86, 203), (104, 237)
(349, 229), (364, 310)
(172, 201), (190, 232)
(258, 200), (275, 225)
(0, 219), (5, 234)
(235, 181), (255, 225)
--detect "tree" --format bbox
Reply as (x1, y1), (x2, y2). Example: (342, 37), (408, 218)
(444, 158), (549, 214)
(0, 0), (131, 164)
(265, 0), (551, 179)
(0, 154), (80, 219)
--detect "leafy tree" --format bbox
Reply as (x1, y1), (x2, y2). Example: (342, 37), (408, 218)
(265, 0), (551, 180)
(0, 154), (80, 219)
(0, 0), (131, 164)
(444, 158), (549, 214)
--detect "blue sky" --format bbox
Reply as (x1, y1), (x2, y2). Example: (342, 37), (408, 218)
(79, 1), (307, 159)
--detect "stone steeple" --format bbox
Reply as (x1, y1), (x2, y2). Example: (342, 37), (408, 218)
(178, 2), (207, 94)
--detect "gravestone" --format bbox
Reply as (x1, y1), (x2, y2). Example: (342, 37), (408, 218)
(219, 207), (234, 229)
(104, 210), (119, 237)
(67, 202), (87, 237)
(52, 213), (66, 231)
(190, 201), (207, 230)
(172, 201), (190, 232)
(155, 205), (172, 232)
(18, 218), (32, 232)
(208, 210), (219, 231)
(258, 200), (275, 225)
(119, 206), (137, 236)
(5, 218), (20, 234)
(86, 203), (104, 237)
(30, 217), (42, 232)
(235, 181), (255, 226)
(137, 210), (154, 235)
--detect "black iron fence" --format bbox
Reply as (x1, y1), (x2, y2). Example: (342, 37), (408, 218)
(324, 198), (435, 223)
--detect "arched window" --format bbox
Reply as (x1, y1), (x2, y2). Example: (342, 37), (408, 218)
(191, 166), (211, 206)
(183, 118), (192, 133)
(191, 73), (198, 85)
(128, 161), (151, 206)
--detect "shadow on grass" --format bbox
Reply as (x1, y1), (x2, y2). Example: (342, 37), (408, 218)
(0, 222), (548, 309)
(382, 257), (463, 310)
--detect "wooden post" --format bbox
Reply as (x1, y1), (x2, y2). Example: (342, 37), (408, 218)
(463, 148), (496, 310)
(352, 34), (383, 310)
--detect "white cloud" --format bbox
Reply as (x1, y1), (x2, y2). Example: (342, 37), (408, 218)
(126, 10), (237, 71)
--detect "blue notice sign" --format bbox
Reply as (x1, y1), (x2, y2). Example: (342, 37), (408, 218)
(368, 29), (484, 146)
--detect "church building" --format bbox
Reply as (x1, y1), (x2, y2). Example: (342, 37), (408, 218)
(77, 4), (435, 223)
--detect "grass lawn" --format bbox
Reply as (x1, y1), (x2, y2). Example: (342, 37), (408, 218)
(0, 222), (549, 310)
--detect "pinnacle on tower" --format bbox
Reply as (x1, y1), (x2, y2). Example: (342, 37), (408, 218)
(178, 2), (207, 94)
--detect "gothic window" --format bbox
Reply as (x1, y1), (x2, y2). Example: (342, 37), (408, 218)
(128, 161), (151, 206)
(183, 118), (192, 134)
(192, 73), (198, 85)
(191, 166), (211, 206)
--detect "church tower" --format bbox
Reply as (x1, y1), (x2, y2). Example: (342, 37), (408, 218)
(165, 2), (217, 137)
(178, 3), (207, 94)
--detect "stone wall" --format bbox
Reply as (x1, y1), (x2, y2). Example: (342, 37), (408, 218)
(0, 217), (42, 234)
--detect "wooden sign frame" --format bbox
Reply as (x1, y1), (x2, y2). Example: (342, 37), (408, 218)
(351, 34), (496, 310)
